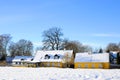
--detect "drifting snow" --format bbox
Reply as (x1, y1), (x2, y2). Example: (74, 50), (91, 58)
(0, 67), (120, 80)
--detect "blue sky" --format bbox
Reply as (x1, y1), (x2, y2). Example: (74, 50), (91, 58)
(0, 0), (120, 49)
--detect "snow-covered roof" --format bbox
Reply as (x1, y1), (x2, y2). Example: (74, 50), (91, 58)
(75, 53), (109, 62)
(32, 50), (73, 63)
(12, 56), (34, 62)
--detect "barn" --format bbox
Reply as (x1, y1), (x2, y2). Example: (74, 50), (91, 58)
(74, 53), (109, 69)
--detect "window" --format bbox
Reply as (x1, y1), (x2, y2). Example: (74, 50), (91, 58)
(92, 64), (95, 68)
(52, 63), (54, 67)
(47, 63), (50, 67)
(45, 54), (50, 59)
(58, 63), (60, 67)
(54, 54), (60, 59)
(31, 58), (33, 61)
(41, 63), (44, 67)
(21, 59), (24, 61)
(78, 64), (81, 68)
(99, 64), (103, 68)
(85, 64), (88, 68)
(16, 62), (18, 64)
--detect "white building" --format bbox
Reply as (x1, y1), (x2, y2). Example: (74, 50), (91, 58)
(12, 56), (33, 67)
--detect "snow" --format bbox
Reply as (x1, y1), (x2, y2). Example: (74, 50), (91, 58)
(75, 53), (109, 62)
(12, 56), (34, 62)
(0, 67), (120, 80)
(32, 50), (73, 62)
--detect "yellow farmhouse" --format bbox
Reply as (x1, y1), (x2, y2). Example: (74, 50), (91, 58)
(74, 53), (110, 69)
(28, 50), (74, 68)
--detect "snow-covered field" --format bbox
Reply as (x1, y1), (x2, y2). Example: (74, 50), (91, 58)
(0, 67), (120, 80)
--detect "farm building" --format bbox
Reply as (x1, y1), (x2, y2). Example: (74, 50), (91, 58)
(28, 50), (74, 68)
(12, 56), (34, 67)
(74, 53), (110, 69)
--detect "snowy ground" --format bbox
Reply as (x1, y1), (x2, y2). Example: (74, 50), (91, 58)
(0, 67), (120, 80)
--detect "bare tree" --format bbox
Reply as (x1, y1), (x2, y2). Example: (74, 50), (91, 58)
(42, 27), (63, 50)
(62, 40), (92, 53)
(0, 34), (11, 60)
(9, 39), (33, 57)
(106, 43), (119, 52)
(63, 52), (74, 67)
(8, 42), (18, 57)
